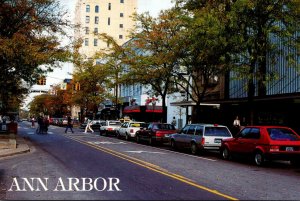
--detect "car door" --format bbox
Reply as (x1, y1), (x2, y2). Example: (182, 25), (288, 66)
(119, 122), (128, 136)
(140, 123), (153, 139)
(173, 125), (190, 148)
(194, 125), (204, 146)
(231, 128), (260, 154)
(239, 128), (261, 154)
(184, 125), (196, 148)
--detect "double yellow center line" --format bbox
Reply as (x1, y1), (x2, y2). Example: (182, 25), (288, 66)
(66, 135), (238, 200)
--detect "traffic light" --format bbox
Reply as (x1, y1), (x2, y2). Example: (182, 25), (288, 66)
(37, 76), (46, 85)
(75, 82), (80, 91)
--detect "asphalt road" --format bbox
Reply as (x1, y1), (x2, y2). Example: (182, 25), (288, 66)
(1, 121), (300, 200)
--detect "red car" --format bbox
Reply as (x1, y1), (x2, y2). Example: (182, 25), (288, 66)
(135, 122), (177, 145)
(220, 126), (300, 166)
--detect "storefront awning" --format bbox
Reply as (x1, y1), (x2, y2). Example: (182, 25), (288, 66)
(123, 105), (141, 113)
(145, 105), (163, 113)
(170, 100), (220, 108)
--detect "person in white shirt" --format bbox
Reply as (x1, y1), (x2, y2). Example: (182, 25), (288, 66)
(84, 119), (94, 133)
(232, 116), (241, 136)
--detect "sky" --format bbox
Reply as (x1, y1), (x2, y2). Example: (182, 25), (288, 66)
(47, 0), (175, 86)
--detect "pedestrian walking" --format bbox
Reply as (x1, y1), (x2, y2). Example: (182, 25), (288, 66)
(232, 116), (241, 136)
(36, 115), (44, 134)
(65, 116), (74, 133)
(44, 116), (50, 133)
(84, 118), (94, 133)
(31, 117), (35, 128)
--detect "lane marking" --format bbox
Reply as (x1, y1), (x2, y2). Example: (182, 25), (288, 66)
(124, 150), (167, 154)
(65, 135), (238, 200)
(90, 141), (127, 145)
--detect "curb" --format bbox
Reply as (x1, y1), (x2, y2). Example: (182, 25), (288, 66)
(0, 137), (31, 158)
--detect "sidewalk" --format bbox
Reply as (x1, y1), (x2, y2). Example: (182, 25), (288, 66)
(0, 135), (30, 158)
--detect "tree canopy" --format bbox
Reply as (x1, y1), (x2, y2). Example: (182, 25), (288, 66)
(0, 0), (71, 114)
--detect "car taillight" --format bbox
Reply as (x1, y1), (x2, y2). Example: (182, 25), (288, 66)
(201, 137), (205, 145)
(270, 145), (280, 152)
(155, 132), (163, 137)
(107, 128), (113, 131)
(130, 129), (134, 133)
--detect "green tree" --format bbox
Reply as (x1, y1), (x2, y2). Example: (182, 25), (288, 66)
(122, 9), (184, 122)
(176, 0), (300, 124)
(173, 1), (241, 123)
(0, 0), (71, 114)
(72, 41), (111, 121)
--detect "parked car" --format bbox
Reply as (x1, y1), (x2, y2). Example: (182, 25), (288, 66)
(135, 122), (177, 145)
(169, 124), (232, 155)
(220, 126), (300, 166)
(99, 120), (122, 136)
(80, 120), (106, 131)
(117, 121), (148, 140)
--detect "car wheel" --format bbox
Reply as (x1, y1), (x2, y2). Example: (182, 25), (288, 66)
(221, 147), (230, 160)
(170, 140), (177, 150)
(125, 133), (129, 141)
(191, 143), (198, 155)
(117, 132), (121, 139)
(136, 135), (141, 143)
(254, 151), (265, 166)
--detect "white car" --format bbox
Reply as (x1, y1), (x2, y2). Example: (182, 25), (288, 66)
(99, 120), (122, 136)
(169, 124), (233, 155)
(117, 121), (148, 140)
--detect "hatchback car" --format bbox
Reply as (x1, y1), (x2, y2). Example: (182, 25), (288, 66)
(169, 124), (232, 155)
(220, 126), (300, 166)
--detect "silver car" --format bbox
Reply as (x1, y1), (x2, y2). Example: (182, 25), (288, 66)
(169, 124), (233, 155)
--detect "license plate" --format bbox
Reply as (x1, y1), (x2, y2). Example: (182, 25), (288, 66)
(214, 139), (222, 143)
(286, 147), (294, 151)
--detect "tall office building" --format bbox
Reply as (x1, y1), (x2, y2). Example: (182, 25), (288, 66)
(74, 0), (137, 58)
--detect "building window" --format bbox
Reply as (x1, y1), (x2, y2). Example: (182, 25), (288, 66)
(94, 39), (98, 46)
(119, 24), (123, 28)
(94, 28), (98, 34)
(108, 17), (110, 25)
(120, 13), (124, 17)
(95, 5), (99, 13)
(95, 16), (99, 24)
(86, 5), (90, 12)
(120, 0), (124, 3)
(85, 27), (89, 34)
(85, 16), (90, 23)
(119, 35), (123, 39)
(84, 38), (89, 46)
(108, 3), (111, 10)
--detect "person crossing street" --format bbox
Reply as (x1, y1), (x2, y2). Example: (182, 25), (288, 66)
(65, 115), (74, 133)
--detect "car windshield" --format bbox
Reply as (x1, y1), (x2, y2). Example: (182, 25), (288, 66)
(204, 127), (232, 137)
(267, 128), (300, 141)
(153, 124), (175, 130)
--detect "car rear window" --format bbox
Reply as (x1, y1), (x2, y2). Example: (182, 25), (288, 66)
(204, 127), (232, 137)
(154, 124), (175, 130)
(267, 128), (300, 141)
